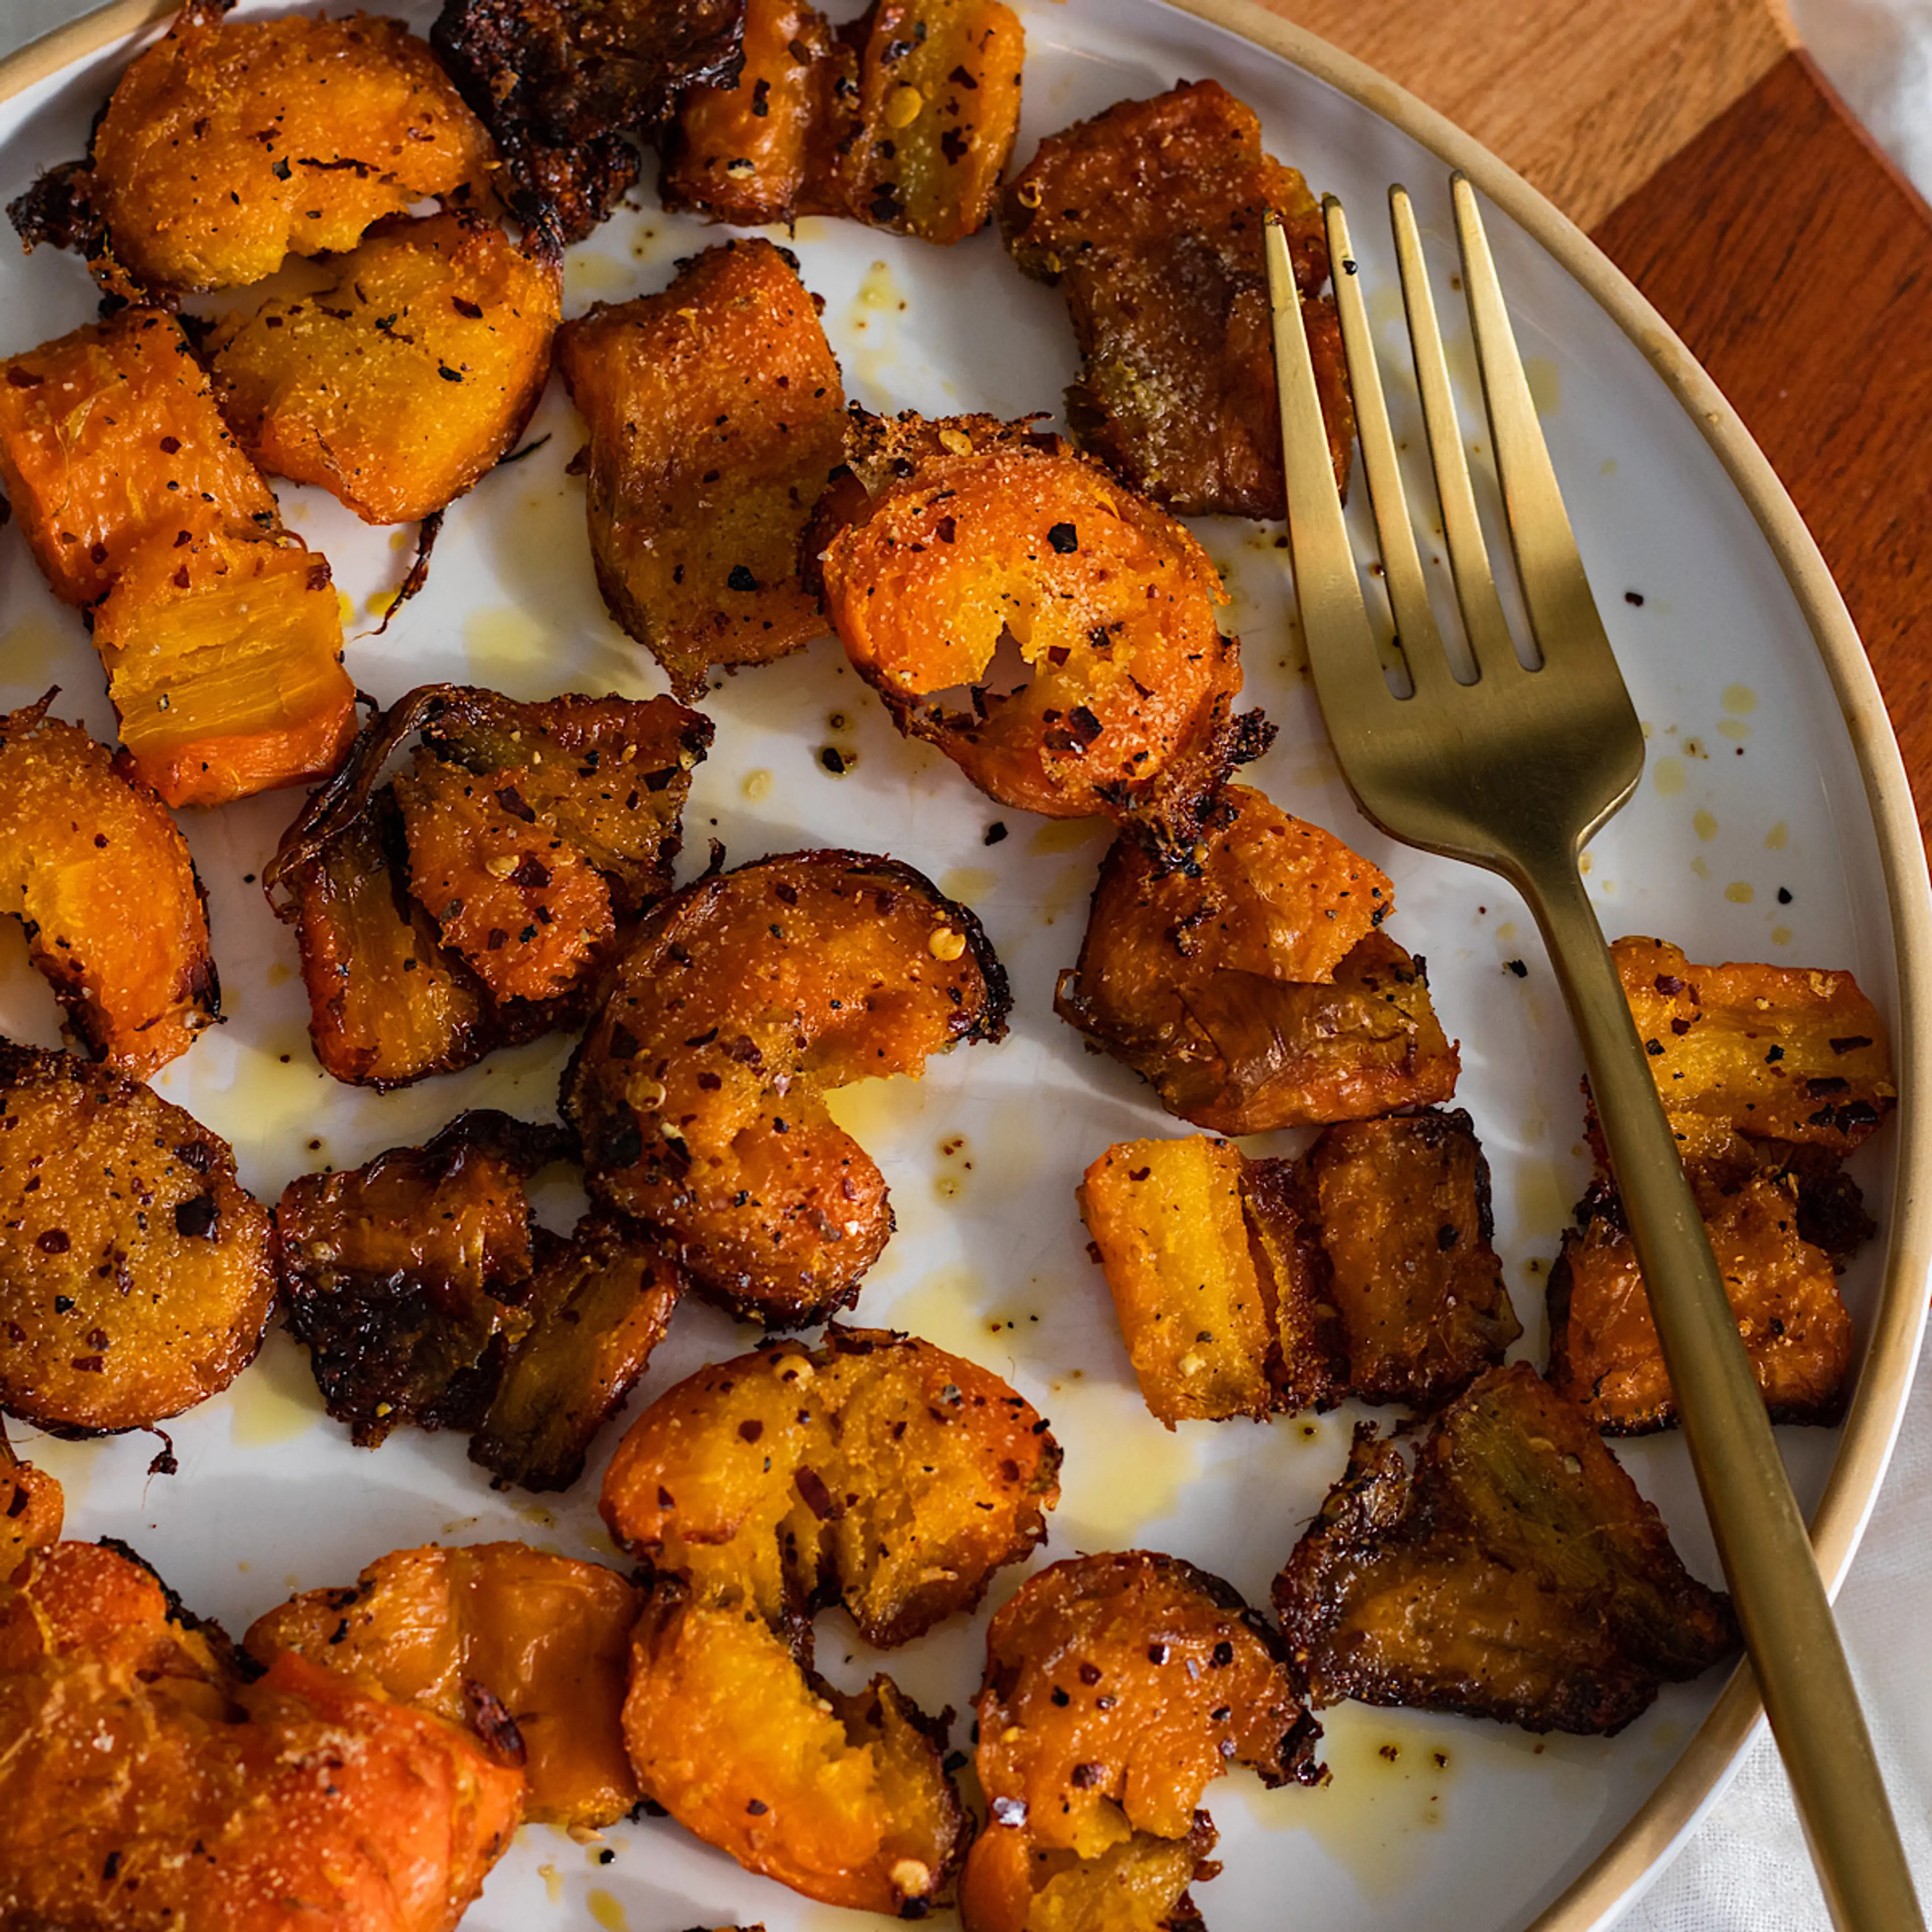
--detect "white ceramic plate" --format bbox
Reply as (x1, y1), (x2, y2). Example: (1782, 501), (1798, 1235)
(0, 4), (1926, 1929)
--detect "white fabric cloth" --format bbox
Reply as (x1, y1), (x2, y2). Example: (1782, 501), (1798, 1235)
(0, 2), (1928, 1927)
(1620, 1327), (1932, 1929)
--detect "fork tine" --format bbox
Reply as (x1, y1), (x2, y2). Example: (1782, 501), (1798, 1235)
(1388, 185), (1522, 683)
(1321, 194), (1456, 703)
(1263, 219), (1395, 726)
(1451, 173), (1615, 673)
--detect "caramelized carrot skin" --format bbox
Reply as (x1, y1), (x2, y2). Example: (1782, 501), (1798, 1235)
(249, 1542), (641, 1830)
(0, 1541), (524, 1932)
(206, 211), (561, 524)
(820, 435), (1263, 862)
(90, 4), (497, 294)
(0, 309), (355, 808)
(600, 1326), (1059, 1913)
(0, 696), (216, 1078)
(566, 851), (1008, 1324)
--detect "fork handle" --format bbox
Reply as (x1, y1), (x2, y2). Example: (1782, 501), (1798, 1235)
(1522, 852), (1923, 1932)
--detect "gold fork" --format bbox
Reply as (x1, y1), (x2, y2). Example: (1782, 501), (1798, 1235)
(1264, 178), (1922, 1930)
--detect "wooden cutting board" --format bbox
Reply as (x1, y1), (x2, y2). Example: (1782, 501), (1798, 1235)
(1266, 0), (1932, 842)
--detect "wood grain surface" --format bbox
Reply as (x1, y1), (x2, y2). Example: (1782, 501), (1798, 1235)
(1268, 0), (1932, 838)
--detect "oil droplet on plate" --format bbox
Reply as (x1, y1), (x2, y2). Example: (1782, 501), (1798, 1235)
(1048, 1377), (1202, 1545)
(939, 866), (998, 904)
(741, 768), (773, 800)
(537, 1862), (563, 1905)
(1038, 860), (1096, 927)
(882, 1264), (991, 1360)
(1652, 757), (1685, 797)
(0, 616), (69, 677)
(1721, 683), (1758, 714)
(566, 253), (633, 297)
(823, 1070), (925, 1144)
(1773, 925), (1793, 946)
(1692, 809), (1718, 841)
(1765, 821), (1789, 850)
(1028, 818), (1109, 857)
(1725, 880), (1754, 904)
(464, 606), (552, 685)
(586, 1887), (628, 1929)
(226, 1335), (321, 1449)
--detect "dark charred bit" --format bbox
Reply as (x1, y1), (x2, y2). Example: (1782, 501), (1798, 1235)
(8, 159), (106, 265)
(463, 1676), (530, 1765)
(95, 1534), (259, 1679)
(276, 1109), (577, 1446)
(266, 682), (711, 1089)
(430, 0), (747, 243)
(496, 432), (553, 469)
(511, 193), (567, 277)
(1123, 697), (1277, 875)
(373, 510), (444, 636)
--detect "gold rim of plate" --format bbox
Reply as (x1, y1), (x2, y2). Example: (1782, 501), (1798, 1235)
(3, 2), (1928, 1926)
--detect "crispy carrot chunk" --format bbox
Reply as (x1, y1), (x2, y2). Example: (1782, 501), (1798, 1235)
(819, 415), (1269, 866)
(205, 211), (561, 524)
(1275, 1365), (1737, 1733)
(602, 1326), (1059, 1913)
(557, 238), (848, 701)
(1003, 78), (1352, 517)
(278, 1110), (687, 1485)
(0, 1541), (522, 1931)
(1056, 785), (1455, 1130)
(1544, 937), (1893, 1433)
(45, 2), (497, 295)
(1081, 1118), (1516, 1428)
(0, 695), (215, 1078)
(270, 685), (710, 1088)
(961, 1551), (1318, 1930)
(0, 1045), (273, 1434)
(665, 0), (1024, 245)
(249, 1542), (640, 1830)
(92, 525), (356, 808)
(566, 850), (1009, 1323)
(431, 0), (743, 240)
(0, 308), (354, 807)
